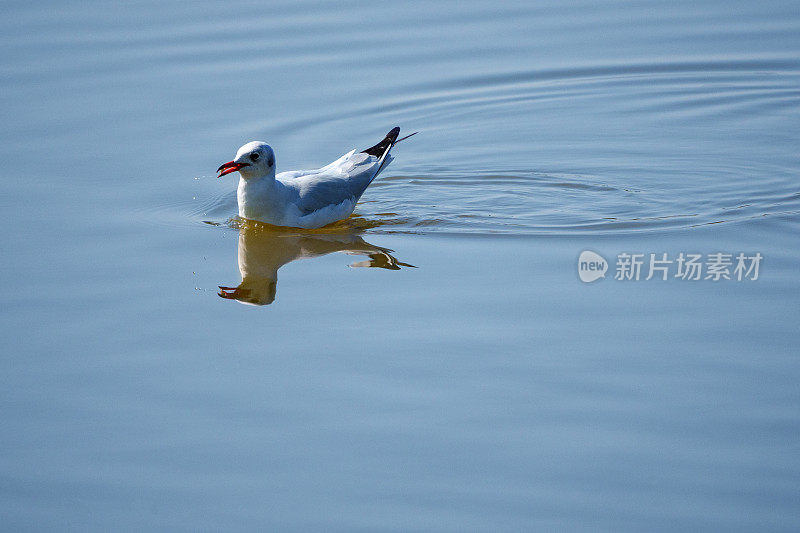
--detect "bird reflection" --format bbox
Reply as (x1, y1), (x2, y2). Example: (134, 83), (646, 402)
(218, 222), (414, 306)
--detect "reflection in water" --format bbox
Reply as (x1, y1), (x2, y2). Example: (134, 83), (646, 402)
(218, 222), (414, 305)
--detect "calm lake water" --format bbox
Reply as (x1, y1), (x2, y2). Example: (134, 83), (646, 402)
(2, 0), (799, 530)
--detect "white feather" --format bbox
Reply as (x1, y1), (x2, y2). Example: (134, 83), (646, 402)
(228, 134), (399, 229)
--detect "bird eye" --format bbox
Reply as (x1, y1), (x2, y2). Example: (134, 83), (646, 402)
(250, 153), (260, 161)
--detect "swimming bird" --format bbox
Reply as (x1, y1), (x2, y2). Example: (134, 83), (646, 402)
(217, 127), (415, 228)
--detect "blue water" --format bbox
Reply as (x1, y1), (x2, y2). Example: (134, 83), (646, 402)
(1, 0), (799, 530)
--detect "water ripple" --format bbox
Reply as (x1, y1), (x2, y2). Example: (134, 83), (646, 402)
(140, 53), (800, 236)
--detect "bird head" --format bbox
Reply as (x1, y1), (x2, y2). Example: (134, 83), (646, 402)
(217, 141), (275, 179)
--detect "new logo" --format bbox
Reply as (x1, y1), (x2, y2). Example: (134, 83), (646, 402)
(578, 250), (608, 283)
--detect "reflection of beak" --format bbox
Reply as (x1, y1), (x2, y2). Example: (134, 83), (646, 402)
(218, 282), (276, 306)
(217, 161), (250, 177)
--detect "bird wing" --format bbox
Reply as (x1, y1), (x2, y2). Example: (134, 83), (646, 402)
(281, 150), (388, 215)
(276, 127), (403, 218)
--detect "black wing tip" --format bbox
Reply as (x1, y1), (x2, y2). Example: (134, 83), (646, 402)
(361, 127), (402, 157)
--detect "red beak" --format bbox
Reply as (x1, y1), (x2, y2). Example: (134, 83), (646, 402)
(217, 161), (250, 177)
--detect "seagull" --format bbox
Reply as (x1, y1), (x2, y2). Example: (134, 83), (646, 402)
(217, 127), (416, 229)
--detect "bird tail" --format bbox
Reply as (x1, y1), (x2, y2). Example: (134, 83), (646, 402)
(361, 127), (417, 180)
(361, 127), (401, 158)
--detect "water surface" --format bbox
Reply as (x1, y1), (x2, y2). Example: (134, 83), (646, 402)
(1, 0), (799, 530)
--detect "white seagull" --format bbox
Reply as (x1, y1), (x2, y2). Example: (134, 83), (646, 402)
(217, 127), (415, 229)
